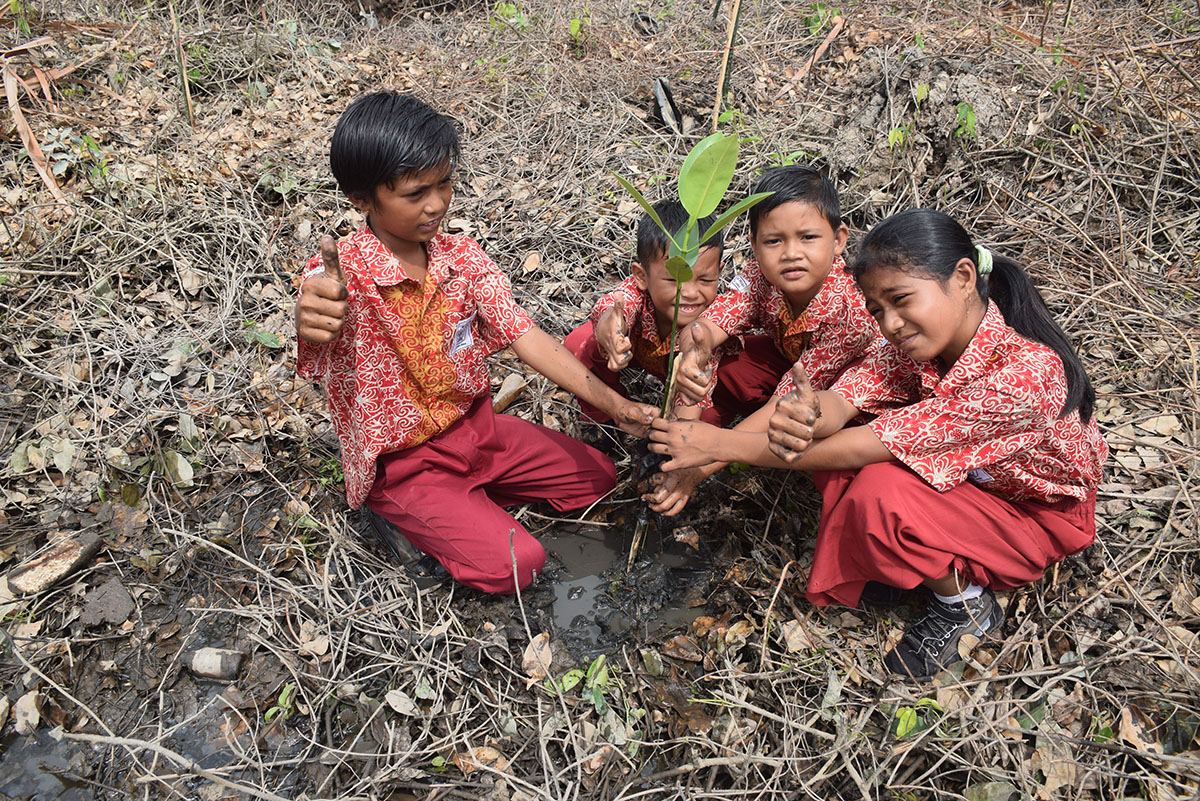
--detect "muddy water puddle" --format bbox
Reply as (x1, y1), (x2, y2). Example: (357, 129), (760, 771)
(541, 515), (712, 658)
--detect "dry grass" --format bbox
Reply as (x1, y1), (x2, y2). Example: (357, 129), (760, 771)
(1, 0), (1198, 798)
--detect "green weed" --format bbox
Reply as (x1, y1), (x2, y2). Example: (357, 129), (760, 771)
(955, 102), (977, 140)
(265, 682), (296, 722)
(491, 2), (531, 30)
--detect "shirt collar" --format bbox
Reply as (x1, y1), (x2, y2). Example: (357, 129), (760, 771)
(349, 224), (456, 286)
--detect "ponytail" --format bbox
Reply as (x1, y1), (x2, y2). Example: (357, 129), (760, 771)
(853, 209), (1096, 422)
(987, 253), (1095, 421)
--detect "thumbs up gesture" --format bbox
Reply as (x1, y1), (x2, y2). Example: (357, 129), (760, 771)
(767, 361), (822, 463)
(674, 322), (717, 406)
(296, 234), (350, 344)
(595, 298), (634, 372)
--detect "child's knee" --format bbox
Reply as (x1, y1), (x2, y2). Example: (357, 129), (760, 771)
(480, 532), (545, 593)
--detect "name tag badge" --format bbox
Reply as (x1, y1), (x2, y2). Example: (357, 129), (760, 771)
(449, 312), (476, 356)
(728, 274), (750, 292)
(968, 468), (994, 484)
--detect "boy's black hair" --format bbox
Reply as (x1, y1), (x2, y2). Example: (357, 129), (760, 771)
(636, 198), (723, 265)
(330, 90), (461, 202)
(747, 165), (842, 236)
(852, 208), (1095, 422)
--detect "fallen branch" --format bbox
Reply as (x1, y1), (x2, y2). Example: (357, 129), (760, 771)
(772, 15), (845, 102)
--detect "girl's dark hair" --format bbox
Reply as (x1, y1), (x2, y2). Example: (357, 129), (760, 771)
(852, 208), (1095, 422)
(636, 198), (722, 265)
(330, 91), (461, 202)
(747, 165), (842, 236)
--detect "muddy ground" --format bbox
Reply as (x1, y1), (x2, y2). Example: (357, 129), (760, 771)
(1, 0), (1198, 798)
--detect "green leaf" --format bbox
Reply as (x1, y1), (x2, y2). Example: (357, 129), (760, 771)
(663, 256), (693, 283)
(698, 191), (775, 244)
(678, 133), (739, 217)
(894, 706), (918, 738)
(612, 173), (679, 249)
(557, 669), (585, 692)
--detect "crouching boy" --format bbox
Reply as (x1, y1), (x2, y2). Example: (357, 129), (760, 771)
(565, 199), (727, 426)
(296, 91), (656, 594)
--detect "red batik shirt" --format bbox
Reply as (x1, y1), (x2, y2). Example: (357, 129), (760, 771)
(832, 302), (1108, 503)
(297, 226), (534, 509)
(702, 256), (881, 395)
(590, 276), (723, 409)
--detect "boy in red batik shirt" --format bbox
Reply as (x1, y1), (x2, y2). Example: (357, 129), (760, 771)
(295, 91), (657, 594)
(643, 166), (879, 515)
(565, 198), (727, 430)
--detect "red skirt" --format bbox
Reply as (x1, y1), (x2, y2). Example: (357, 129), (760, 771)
(807, 462), (1096, 607)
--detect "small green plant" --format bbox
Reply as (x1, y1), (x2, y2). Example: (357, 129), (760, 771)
(568, 7), (590, 41)
(887, 123), (912, 150)
(491, 2), (530, 30)
(265, 682), (296, 722)
(39, 127), (111, 182)
(802, 2), (841, 35)
(914, 83), (929, 107)
(243, 320), (283, 348)
(317, 457), (343, 488)
(8, 0), (34, 36)
(773, 148), (812, 166)
(892, 697), (943, 739)
(955, 101), (977, 140)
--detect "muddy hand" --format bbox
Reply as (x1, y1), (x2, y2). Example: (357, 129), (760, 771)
(596, 299), (633, 372)
(674, 322), (715, 406)
(613, 399), (657, 438)
(767, 362), (820, 463)
(642, 467), (704, 517)
(296, 234), (349, 344)
(648, 417), (720, 471)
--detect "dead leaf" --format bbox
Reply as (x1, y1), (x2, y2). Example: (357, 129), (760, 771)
(162, 450), (194, 487)
(452, 745), (507, 774)
(385, 689), (418, 716)
(522, 632), (553, 687)
(14, 691), (40, 735)
(779, 619), (815, 652)
(1119, 705), (1163, 754)
(521, 251), (541, 274)
(662, 635), (703, 662)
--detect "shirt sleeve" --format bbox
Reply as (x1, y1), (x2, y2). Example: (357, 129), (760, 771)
(465, 240), (535, 353)
(589, 275), (643, 329)
(869, 380), (1051, 492)
(826, 342), (915, 412)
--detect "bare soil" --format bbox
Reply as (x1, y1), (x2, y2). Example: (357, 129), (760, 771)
(1, 0), (1198, 799)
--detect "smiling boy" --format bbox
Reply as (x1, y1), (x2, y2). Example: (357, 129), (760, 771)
(643, 166), (880, 514)
(295, 91), (656, 594)
(565, 199), (726, 427)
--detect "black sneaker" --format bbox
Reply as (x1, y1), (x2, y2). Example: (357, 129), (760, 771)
(363, 507), (421, 563)
(884, 589), (1003, 678)
(860, 581), (906, 608)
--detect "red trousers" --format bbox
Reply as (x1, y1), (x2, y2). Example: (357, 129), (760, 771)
(807, 462), (1097, 607)
(706, 335), (793, 428)
(365, 397), (617, 594)
(565, 325), (790, 427)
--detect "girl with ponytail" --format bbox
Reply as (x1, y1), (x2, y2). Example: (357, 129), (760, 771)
(762, 208), (1108, 678)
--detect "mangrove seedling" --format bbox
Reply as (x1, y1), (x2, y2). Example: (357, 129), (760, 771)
(613, 131), (772, 567)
